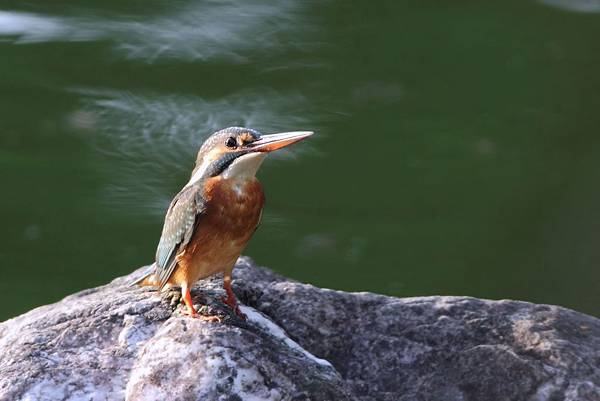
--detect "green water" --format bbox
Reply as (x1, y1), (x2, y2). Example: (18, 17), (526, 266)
(1, 1), (600, 320)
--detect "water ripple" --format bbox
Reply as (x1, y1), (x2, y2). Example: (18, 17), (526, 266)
(69, 88), (317, 216)
(0, 1), (309, 61)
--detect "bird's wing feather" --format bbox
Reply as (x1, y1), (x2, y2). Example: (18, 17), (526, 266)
(155, 185), (206, 289)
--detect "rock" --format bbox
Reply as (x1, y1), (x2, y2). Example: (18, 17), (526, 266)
(0, 257), (599, 401)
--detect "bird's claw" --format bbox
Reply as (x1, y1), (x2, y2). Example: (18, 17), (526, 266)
(181, 305), (221, 322)
(190, 311), (221, 323)
(220, 296), (247, 320)
(235, 309), (247, 320)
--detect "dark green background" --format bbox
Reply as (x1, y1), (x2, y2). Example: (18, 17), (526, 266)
(1, 1), (600, 320)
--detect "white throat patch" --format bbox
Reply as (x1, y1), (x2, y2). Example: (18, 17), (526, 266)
(186, 152), (266, 187)
(222, 152), (266, 180)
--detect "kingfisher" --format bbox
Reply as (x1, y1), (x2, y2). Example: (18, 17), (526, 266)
(134, 127), (312, 321)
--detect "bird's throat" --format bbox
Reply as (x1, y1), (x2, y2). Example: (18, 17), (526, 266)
(187, 151), (266, 188)
(221, 152), (266, 180)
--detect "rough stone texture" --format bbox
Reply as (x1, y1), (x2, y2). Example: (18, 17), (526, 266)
(0, 257), (599, 401)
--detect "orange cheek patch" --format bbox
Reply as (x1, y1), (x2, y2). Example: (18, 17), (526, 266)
(240, 132), (255, 145)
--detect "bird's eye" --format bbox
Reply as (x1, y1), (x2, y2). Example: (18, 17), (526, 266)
(225, 137), (237, 148)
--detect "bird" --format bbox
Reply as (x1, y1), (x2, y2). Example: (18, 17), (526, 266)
(133, 127), (313, 321)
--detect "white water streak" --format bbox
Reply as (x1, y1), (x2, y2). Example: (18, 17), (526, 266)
(537, 0), (600, 13)
(0, 1), (307, 61)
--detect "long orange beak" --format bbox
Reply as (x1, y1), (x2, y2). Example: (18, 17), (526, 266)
(249, 131), (313, 152)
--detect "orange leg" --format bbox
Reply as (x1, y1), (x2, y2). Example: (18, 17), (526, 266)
(181, 285), (198, 316)
(222, 275), (246, 319)
(181, 284), (220, 322)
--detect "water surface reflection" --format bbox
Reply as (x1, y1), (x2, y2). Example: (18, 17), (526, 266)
(0, 1), (311, 61)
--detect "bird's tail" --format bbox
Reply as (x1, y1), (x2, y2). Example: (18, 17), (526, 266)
(128, 264), (158, 287)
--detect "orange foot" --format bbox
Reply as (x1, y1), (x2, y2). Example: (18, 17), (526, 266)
(220, 295), (246, 320)
(182, 308), (221, 323)
(222, 277), (246, 320)
(181, 286), (221, 323)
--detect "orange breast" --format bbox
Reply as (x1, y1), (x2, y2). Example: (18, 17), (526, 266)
(171, 177), (265, 285)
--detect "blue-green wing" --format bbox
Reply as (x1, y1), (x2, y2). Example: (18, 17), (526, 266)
(154, 185), (205, 289)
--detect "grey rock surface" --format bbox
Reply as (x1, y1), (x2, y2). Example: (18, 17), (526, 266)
(0, 257), (599, 401)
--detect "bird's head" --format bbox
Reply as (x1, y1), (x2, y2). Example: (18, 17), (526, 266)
(187, 127), (312, 185)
